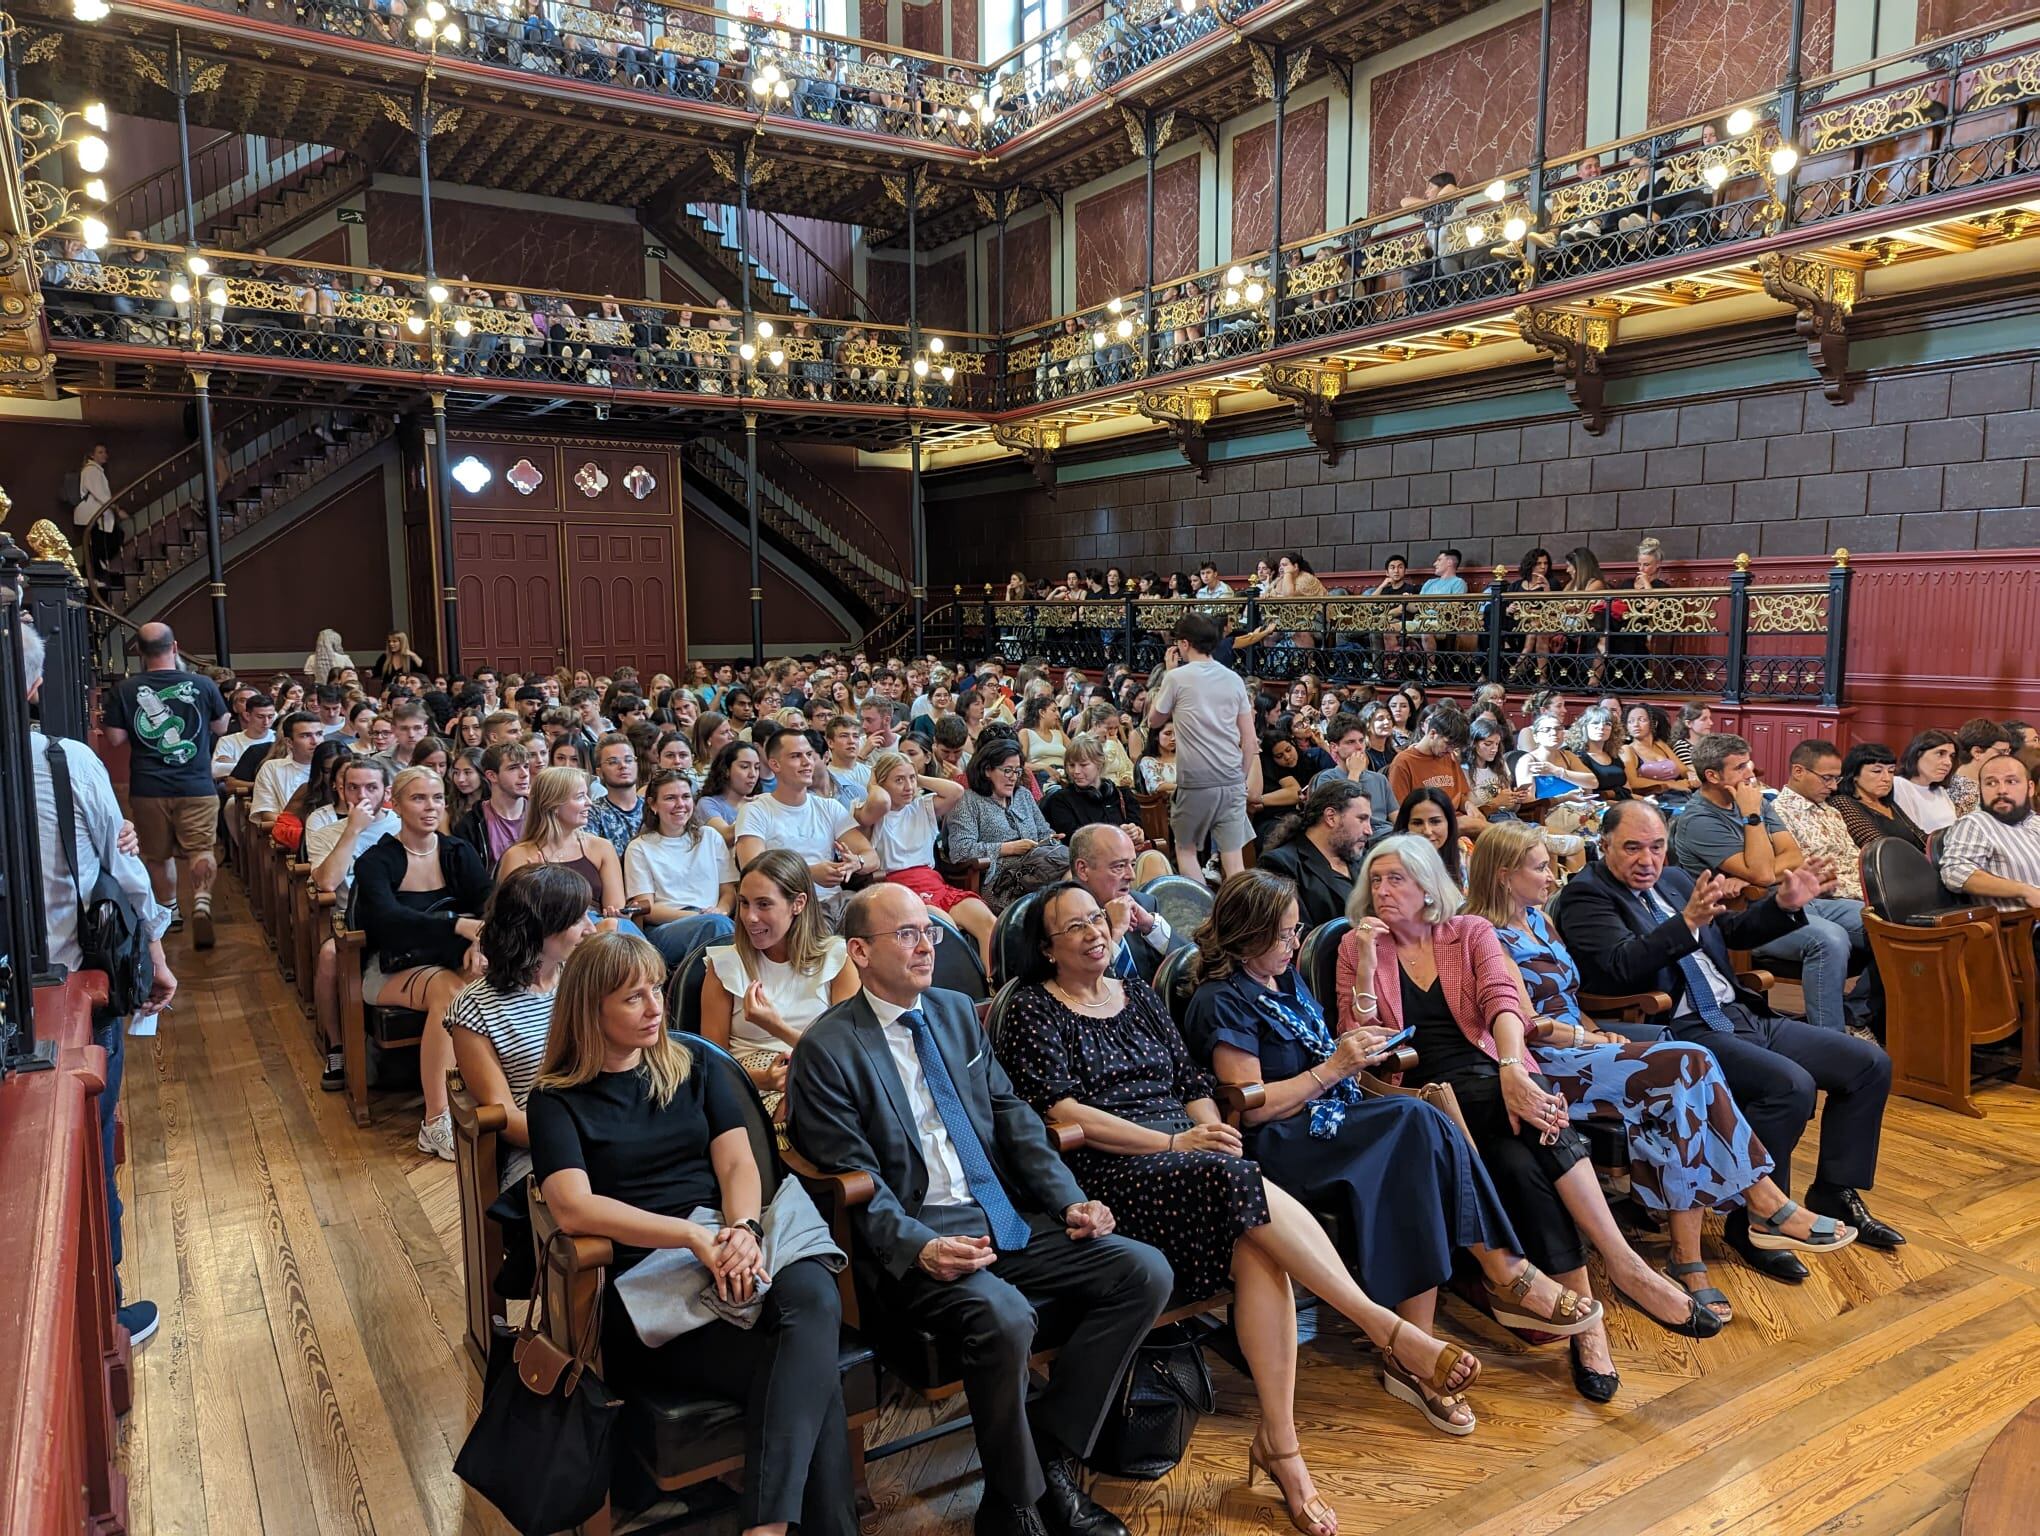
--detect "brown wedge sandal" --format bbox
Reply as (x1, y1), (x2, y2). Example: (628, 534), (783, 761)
(1379, 1318), (1480, 1437)
(1486, 1261), (1604, 1337)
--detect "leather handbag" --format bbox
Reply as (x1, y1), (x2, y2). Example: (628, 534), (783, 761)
(1361, 1070), (1475, 1146)
(454, 1231), (623, 1535)
(46, 741), (156, 1018)
(1087, 1322), (1214, 1480)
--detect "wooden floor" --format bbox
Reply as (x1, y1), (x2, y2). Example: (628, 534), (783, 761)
(117, 873), (2040, 1536)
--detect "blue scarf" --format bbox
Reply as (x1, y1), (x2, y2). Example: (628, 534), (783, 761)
(1252, 977), (1363, 1140)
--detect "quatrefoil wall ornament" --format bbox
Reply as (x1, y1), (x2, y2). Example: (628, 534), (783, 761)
(624, 464), (657, 501)
(575, 462), (610, 498)
(450, 455), (492, 494)
(506, 457), (544, 495)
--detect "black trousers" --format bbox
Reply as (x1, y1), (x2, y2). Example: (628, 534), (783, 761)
(1670, 1003), (1891, 1195)
(877, 1207), (1172, 1506)
(604, 1258), (857, 1536)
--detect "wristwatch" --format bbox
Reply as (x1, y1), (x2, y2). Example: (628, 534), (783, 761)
(739, 1217), (764, 1241)
(1744, 813), (1764, 826)
(1497, 1055), (1523, 1070)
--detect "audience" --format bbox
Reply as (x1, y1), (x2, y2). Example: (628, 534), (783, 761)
(1894, 729), (1961, 833)
(623, 770), (739, 966)
(1940, 755), (2040, 910)
(943, 734), (1070, 911)
(853, 750), (998, 972)
(495, 765), (630, 920)
(1258, 777), (1371, 927)
(734, 728), (873, 929)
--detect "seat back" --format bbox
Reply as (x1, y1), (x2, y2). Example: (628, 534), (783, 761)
(991, 888), (1043, 988)
(984, 977), (1023, 1050)
(1863, 835), (1966, 922)
(674, 1030), (784, 1199)
(1133, 789), (1172, 846)
(665, 942), (716, 1039)
(929, 909), (989, 1001)
(1298, 917), (1351, 1017)
(448, 1072), (506, 1381)
(1153, 944), (1199, 1026)
(1141, 874), (1214, 937)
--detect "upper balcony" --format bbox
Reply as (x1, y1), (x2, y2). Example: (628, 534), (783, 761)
(23, 12), (2040, 455)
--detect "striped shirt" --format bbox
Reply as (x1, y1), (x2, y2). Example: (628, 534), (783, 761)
(1940, 810), (2040, 910)
(446, 979), (556, 1190)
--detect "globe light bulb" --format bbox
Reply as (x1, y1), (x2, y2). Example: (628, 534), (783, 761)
(914, 356), (930, 376)
(740, 341), (757, 361)
(929, 336), (944, 353)
(768, 348), (784, 367)
(757, 319), (774, 339)
(1703, 162), (1729, 190)
(428, 282), (449, 304)
(1225, 265), (1244, 285)
(80, 216), (107, 249)
(1485, 178), (1506, 203)
(73, 0), (111, 20)
(83, 178), (108, 202)
(1503, 216), (1528, 243)
(170, 280), (192, 304)
(1465, 222), (1487, 245)
(75, 136), (109, 174)
(1115, 317), (1133, 338)
(1769, 144), (1800, 176)
(1244, 281), (1264, 304)
(1091, 329), (1106, 348)
(207, 283), (228, 308)
(941, 365), (954, 383)
(84, 103), (110, 131)
(426, 1), (447, 20)
(406, 314), (427, 334)
(1726, 107), (1756, 137)
(414, 16), (436, 37)
(1107, 297), (1123, 315)
(453, 317), (473, 337)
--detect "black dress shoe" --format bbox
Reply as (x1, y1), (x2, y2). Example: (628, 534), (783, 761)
(1036, 1450), (1129, 1536)
(1808, 1184), (1905, 1250)
(1569, 1337), (1620, 1403)
(1724, 1219), (1810, 1283)
(976, 1499), (1049, 1536)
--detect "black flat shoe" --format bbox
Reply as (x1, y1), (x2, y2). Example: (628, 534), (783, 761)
(1569, 1337), (1619, 1403)
(1725, 1221), (1809, 1284)
(1808, 1184), (1905, 1250)
(1611, 1283), (1727, 1340)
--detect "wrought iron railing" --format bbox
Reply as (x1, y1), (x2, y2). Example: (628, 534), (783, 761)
(923, 556), (1852, 706)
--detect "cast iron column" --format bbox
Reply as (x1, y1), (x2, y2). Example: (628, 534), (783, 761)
(745, 411), (763, 666)
(907, 166), (924, 650)
(1143, 109), (1158, 372)
(192, 368), (229, 664)
(910, 421), (925, 658)
(431, 391), (460, 670)
(1268, 50), (1286, 340)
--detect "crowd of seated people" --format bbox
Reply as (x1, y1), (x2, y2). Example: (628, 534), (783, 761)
(164, 565), (2040, 1531)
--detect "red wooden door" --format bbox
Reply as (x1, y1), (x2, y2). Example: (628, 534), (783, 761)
(565, 524), (679, 680)
(453, 519), (564, 676)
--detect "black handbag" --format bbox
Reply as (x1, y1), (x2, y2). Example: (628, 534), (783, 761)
(46, 741), (156, 1017)
(1086, 1322), (1214, 1480)
(454, 1231), (624, 1534)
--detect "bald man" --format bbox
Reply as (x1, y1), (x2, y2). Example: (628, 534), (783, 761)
(102, 622), (231, 948)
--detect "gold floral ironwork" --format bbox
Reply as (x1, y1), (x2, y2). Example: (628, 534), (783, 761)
(1508, 596), (1604, 635)
(1618, 593), (1725, 634)
(1325, 601), (1402, 634)
(1357, 232), (1433, 277)
(1803, 84), (1939, 155)
(1747, 589), (1829, 634)
(1546, 169), (1646, 223)
(1967, 53), (2040, 111)
(1401, 598), (1488, 636)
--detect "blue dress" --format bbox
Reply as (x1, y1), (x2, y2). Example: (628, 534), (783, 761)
(1182, 968), (1519, 1306)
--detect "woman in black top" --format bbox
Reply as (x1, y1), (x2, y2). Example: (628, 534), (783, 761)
(1042, 734), (1146, 842)
(1831, 742), (1928, 852)
(1569, 706), (1631, 800)
(529, 932), (856, 1536)
(353, 765), (492, 1159)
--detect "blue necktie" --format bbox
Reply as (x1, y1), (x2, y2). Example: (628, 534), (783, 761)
(900, 1009), (1033, 1251)
(1637, 888), (1734, 1033)
(1114, 938), (1139, 979)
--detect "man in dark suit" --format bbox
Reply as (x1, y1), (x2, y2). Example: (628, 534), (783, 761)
(1068, 824), (1186, 984)
(788, 884), (1172, 1536)
(1552, 800), (1902, 1280)
(1258, 777), (1373, 929)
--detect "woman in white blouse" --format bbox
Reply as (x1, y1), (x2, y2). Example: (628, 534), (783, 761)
(1019, 694), (1071, 781)
(699, 848), (860, 1125)
(853, 750), (997, 973)
(1893, 729), (1961, 834)
(624, 770), (738, 967)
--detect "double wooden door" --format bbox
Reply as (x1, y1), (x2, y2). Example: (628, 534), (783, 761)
(453, 518), (678, 678)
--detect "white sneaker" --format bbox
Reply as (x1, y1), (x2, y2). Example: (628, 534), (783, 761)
(417, 1111), (455, 1162)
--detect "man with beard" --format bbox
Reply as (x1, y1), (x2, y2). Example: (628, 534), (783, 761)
(1940, 755), (2040, 914)
(1258, 778), (1374, 929)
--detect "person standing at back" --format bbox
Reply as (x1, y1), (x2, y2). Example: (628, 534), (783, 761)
(101, 622), (230, 949)
(1146, 613), (1260, 886)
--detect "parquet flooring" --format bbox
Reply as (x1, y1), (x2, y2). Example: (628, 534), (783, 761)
(117, 876), (2040, 1534)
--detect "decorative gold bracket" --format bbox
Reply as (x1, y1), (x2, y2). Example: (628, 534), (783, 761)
(1513, 304), (1616, 434)
(1136, 388), (1216, 480)
(1258, 361), (1346, 464)
(990, 420), (1065, 497)
(1758, 253), (1858, 405)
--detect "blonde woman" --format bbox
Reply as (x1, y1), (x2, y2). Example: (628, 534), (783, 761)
(1080, 701), (1139, 787)
(528, 932), (858, 1536)
(852, 750), (998, 973)
(374, 630), (424, 689)
(497, 765), (630, 918)
(699, 849), (859, 1124)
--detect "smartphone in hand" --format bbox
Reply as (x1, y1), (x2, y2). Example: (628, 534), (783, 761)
(1377, 1025), (1416, 1052)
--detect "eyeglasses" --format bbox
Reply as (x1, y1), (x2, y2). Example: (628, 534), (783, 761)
(854, 924), (945, 948)
(1053, 910), (1114, 940)
(1815, 772), (1841, 786)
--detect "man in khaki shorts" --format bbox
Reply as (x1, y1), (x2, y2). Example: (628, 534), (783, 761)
(102, 623), (231, 948)
(1145, 612), (1261, 885)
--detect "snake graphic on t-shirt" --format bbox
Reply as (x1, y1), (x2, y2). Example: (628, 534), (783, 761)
(131, 680), (201, 765)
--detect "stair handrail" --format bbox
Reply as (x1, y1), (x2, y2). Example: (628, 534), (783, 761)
(105, 400), (286, 525)
(125, 413), (316, 540)
(751, 209), (871, 321)
(754, 439), (906, 583)
(684, 203), (873, 321)
(684, 439), (904, 596)
(107, 130), (238, 236)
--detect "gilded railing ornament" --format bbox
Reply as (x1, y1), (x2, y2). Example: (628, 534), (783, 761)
(1546, 169), (1647, 223)
(1803, 84), (1941, 155)
(1258, 360), (1346, 465)
(1507, 595), (1604, 635)
(1967, 51), (2040, 111)
(1136, 387), (1216, 479)
(25, 518), (80, 578)
(1619, 593), (1726, 634)
(1747, 589), (1829, 634)
(990, 420), (1065, 495)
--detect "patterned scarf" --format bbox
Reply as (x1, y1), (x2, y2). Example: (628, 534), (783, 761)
(1254, 978), (1363, 1141)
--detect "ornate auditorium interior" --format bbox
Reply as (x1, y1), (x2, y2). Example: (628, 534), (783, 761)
(6, 0), (2040, 1530)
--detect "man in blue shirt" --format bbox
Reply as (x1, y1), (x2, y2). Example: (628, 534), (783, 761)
(1669, 732), (1873, 1037)
(1418, 547), (1468, 598)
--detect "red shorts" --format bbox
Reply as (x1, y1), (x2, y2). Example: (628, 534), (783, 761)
(882, 865), (979, 913)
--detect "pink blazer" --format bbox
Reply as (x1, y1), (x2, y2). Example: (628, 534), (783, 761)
(1335, 914), (1540, 1075)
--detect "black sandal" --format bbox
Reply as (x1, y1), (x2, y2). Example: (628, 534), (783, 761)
(1666, 1260), (1732, 1326)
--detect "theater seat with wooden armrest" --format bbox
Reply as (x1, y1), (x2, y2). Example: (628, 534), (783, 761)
(1140, 875), (1214, 938)
(333, 884), (428, 1128)
(529, 1034), (878, 1528)
(288, 861), (319, 1011)
(663, 943), (715, 1039)
(1133, 789), (1173, 850)
(448, 1072), (507, 1382)
(990, 890), (1043, 988)
(929, 909), (990, 1002)
(1862, 835), (2021, 1119)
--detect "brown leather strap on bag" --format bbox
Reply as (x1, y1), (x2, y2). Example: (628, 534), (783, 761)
(514, 1230), (604, 1396)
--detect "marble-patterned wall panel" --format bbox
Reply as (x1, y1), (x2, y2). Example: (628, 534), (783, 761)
(863, 252), (969, 332)
(1076, 156), (1200, 306)
(1649, 0), (1835, 127)
(367, 191), (644, 297)
(903, 0), (943, 56)
(988, 216), (1055, 327)
(865, 256), (910, 326)
(1232, 99), (1329, 255)
(860, 0), (887, 41)
(1920, 0), (2029, 37)
(951, 0), (978, 62)
(1367, 2), (1588, 215)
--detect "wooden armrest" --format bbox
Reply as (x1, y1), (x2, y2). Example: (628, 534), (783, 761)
(1580, 989), (1674, 1019)
(1049, 1120), (1085, 1154)
(450, 1096), (508, 1137)
(1736, 970), (1776, 994)
(1216, 1082), (1265, 1125)
(555, 1232), (615, 1274)
(314, 891), (337, 909)
(290, 861), (312, 876)
(780, 1144), (877, 1209)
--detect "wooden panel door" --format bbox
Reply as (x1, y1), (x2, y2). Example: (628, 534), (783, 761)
(565, 524), (679, 680)
(453, 519), (564, 676)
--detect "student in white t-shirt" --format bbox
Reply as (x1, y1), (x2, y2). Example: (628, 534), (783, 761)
(853, 748), (996, 974)
(732, 726), (875, 929)
(624, 770), (738, 967)
(698, 848), (860, 1126)
(249, 712), (327, 832)
(306, 755), (400, 1093)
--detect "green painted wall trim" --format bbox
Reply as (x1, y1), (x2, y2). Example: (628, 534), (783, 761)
(925, 314), (2038, 501)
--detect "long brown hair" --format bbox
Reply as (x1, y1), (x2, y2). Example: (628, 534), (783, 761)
(514, 765), (591, 853)
(1461, 820), (1546, 929)
(1190, 869), (1299, 986)
(536, 931), (689, 1104)
(733, 848), (834, 979)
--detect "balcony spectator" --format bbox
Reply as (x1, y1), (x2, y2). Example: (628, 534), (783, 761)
(1950, 718), (2015, 819)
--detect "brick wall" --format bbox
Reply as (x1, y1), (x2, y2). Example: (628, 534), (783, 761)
(930, 356), (2040, 586)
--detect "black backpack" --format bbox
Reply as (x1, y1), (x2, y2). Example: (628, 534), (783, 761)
(47, 741), (156, 1017)
(59, 470), (82, 510)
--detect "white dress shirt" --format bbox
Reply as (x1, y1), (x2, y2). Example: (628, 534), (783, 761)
(1637, 883), (1738, 1019)
(251, 756), (312, 817)
(866, 989), (973, 1208)
(33, 731), (170, 972)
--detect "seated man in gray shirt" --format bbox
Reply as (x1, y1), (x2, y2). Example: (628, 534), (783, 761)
(1309, 710), (1399, 828)
(1668, 733), (1871, 1037)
